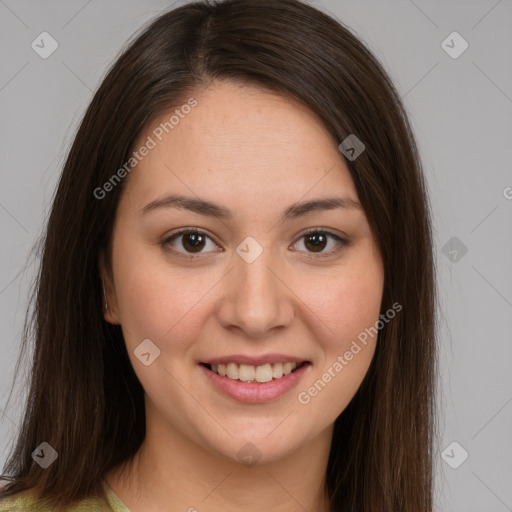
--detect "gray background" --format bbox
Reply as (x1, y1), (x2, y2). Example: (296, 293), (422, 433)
(0, 1), (511, 511)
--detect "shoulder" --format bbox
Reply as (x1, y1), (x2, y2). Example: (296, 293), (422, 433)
(0, 488), (51, 511)
(0, 485), (128, 511)
(0, 489), (34, 511)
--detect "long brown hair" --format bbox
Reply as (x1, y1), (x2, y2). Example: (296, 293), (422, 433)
(0, 1), (438, 510)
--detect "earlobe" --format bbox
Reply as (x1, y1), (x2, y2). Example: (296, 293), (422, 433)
(99, 252), (120, 325)
(102, 281), (118, 325)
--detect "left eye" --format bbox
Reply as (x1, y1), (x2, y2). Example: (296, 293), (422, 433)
(292, 230), (347, 254)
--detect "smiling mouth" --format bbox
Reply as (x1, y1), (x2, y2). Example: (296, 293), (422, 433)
(201, 361), (310, 383)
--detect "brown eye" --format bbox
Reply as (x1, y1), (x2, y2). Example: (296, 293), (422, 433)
(162, 229), (220, 256)
(304, 232), (328, 252)
(181, 232), (207, 253)
(292, 230), (349, 256)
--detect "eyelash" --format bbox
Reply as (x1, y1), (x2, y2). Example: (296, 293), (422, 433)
(160, 227), (350, 260)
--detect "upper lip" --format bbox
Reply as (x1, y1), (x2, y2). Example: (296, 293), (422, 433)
(201, 354), (309, 366)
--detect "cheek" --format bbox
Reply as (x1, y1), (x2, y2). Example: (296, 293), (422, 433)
(294, 265), (383, 419)
(297, 247), (384, 351)
(335, 273), (383, 343)
(112, 245), (217, 352)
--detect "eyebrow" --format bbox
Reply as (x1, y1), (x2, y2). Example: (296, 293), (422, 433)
(141, 194), (362, 221)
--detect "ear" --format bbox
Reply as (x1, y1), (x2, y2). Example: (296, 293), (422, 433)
(98, 250), (120, 325)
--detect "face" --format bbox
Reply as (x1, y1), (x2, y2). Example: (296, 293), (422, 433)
(101, 80), (384, 464)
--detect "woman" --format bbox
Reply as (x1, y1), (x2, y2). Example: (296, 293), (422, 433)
(0, 0), (438, 510)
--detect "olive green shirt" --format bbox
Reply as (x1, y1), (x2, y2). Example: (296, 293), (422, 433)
(0, 481), (130, 511)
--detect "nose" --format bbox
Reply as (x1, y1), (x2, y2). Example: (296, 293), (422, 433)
(215, 244), (295, 338)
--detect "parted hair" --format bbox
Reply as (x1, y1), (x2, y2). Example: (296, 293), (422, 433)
(0, 1), (438, 510)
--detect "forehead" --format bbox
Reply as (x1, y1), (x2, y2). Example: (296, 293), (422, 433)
(124, 80), (359, 206)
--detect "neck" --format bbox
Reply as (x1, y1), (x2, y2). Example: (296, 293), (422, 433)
(106, 410), (333, 512)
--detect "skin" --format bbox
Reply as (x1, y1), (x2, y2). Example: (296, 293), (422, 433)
(101, 80), (384, 512)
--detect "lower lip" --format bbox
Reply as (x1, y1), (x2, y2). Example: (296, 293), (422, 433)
(200, 363), (311, 403)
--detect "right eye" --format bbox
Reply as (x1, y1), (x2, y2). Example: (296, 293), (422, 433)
(160, 229), (222, 258)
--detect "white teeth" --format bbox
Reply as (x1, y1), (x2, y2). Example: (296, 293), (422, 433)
(209, 361), (299, 382)
(226, 363), (239, 380)
(255, 363), (273, 383)
(283, 362), (295, 375)
(238, 364), (256, 382)
(272, 363), (284, 379)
